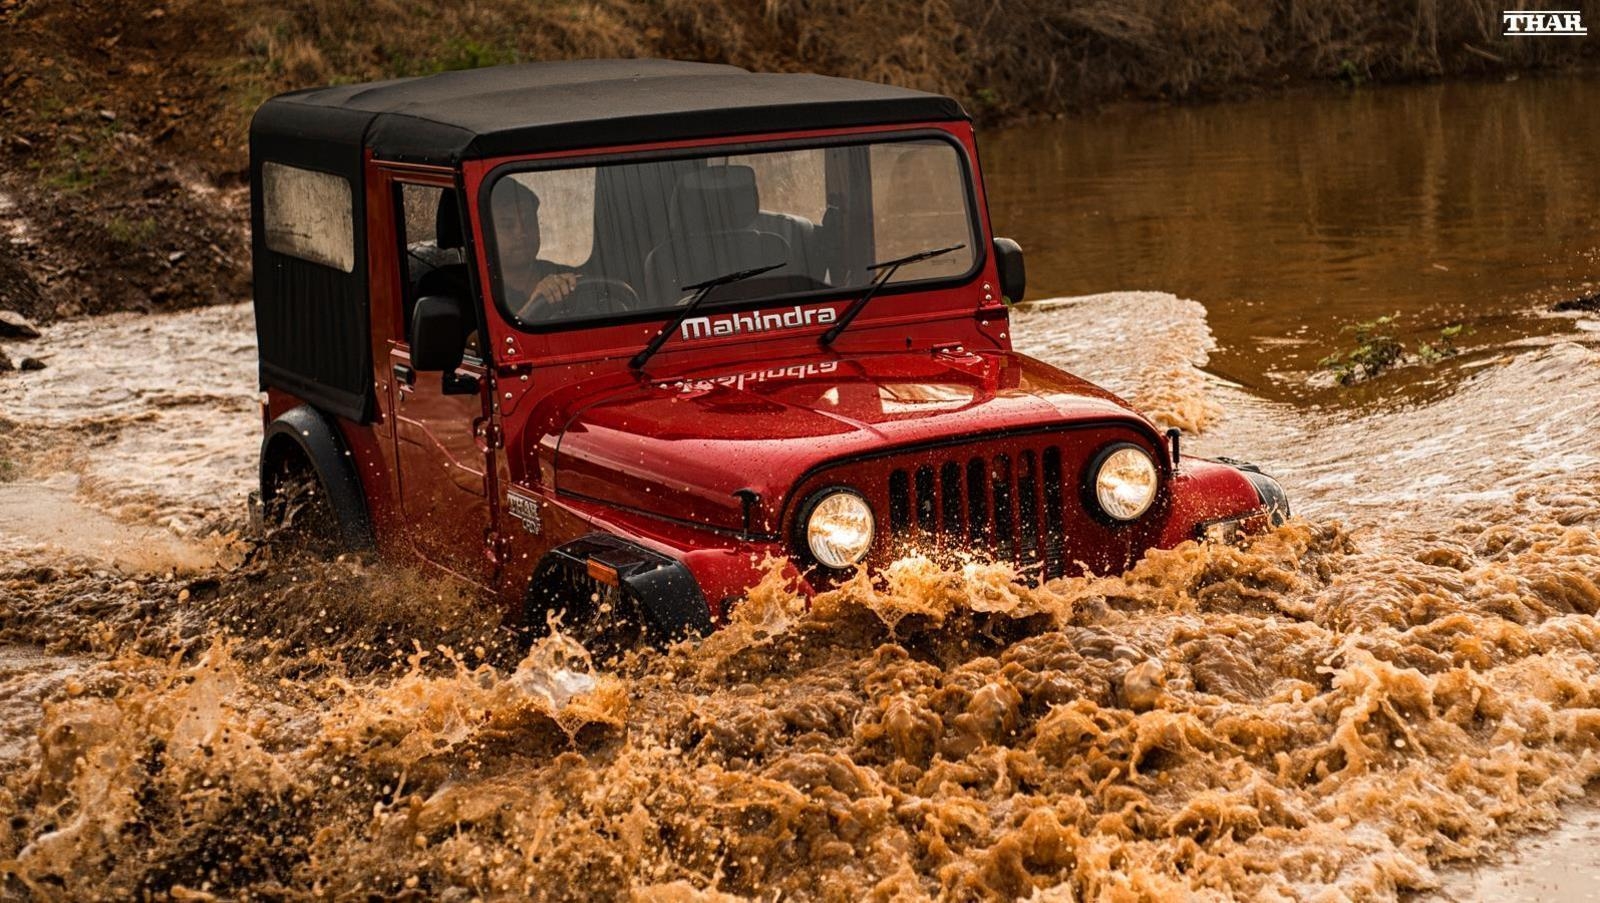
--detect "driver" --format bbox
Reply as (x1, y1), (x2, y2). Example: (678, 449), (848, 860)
(492, 179), (578, 319)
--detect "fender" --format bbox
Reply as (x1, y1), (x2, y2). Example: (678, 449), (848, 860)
(260, 405), (374, 549)
(1239, 468), (1291, 526)
(527, 533), (715, 641)
(1156, 457), (1285, 548)
(551, 493), (806, 617)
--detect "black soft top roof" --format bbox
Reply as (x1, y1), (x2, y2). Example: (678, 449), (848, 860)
(252, 59), (969, 166)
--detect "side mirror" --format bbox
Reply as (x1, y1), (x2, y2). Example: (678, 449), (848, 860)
(993, 237), (1026, 304)
(410, 295), (466, 372)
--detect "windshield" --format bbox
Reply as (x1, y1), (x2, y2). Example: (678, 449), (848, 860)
(484, 137), (980, 328)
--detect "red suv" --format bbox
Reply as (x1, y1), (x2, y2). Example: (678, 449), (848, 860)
(248, 60), (1287, 650)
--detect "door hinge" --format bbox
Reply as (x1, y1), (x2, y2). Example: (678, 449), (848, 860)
(486, 530), (512, 566)
(473, 417), (505, 450)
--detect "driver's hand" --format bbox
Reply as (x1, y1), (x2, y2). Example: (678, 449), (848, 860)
(527, 272), (578, 309)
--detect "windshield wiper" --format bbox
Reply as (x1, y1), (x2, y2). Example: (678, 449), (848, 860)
(819, 243), (965, 347)
(630, 262), (786, 371)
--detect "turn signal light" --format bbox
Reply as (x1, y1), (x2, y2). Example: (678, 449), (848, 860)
(587, 559), (620, 586)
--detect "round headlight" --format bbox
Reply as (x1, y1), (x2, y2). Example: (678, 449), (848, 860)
(1093, 445), (1158, 521)
(804, 489), (875, 569)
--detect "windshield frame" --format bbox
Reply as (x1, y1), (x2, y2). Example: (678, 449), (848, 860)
(476, 128), (988, 335)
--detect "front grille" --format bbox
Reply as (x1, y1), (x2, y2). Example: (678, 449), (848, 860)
(885, 444), (1074, 580)
(793, 425), (1168, 582)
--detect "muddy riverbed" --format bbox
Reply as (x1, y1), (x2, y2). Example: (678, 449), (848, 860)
(2, 289), (1599, 899)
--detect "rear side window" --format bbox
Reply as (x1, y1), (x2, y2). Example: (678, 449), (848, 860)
(262, 162), (355, 272)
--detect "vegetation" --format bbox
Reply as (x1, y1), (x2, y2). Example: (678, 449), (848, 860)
(106, 216), (159, 249)
(0, 0), (1594, 321)
(1320, 314), (1467, 385)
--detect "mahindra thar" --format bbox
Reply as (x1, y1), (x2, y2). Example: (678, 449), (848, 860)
(248, 60), (1288, 651)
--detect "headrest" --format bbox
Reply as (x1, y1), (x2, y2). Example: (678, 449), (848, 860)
(671, 166), (759, 233)
(435, 193), (465, 250)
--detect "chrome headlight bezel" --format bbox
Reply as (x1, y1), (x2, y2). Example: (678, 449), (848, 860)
(1088, 443), (1159, 522)
(798, 487), (876, 570)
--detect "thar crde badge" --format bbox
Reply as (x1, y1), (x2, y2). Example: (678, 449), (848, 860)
(1502, 9), (1587, 34)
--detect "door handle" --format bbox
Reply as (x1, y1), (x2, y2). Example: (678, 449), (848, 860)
(392, 363), (415, 387)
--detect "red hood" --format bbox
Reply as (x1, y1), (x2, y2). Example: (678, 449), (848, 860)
(552, 349), (1158, 534)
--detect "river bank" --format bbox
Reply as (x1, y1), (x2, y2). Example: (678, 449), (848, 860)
(1, 0), (1595, 325)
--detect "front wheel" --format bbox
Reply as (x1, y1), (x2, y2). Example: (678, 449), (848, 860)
(525, 564), (660, 664)
(523, 535), (715, 662)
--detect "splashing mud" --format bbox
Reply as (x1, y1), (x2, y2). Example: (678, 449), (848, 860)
(4, 294), (1600, 899)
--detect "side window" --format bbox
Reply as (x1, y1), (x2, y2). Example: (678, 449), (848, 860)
(262, 162), (355, 272)
(397, 183), (479, 361)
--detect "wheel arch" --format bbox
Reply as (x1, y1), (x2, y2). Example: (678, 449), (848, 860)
(260, 404), (374, 550)
(524, 532), (714, 645)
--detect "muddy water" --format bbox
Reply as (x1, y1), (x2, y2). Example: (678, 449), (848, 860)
(5, 78), (1600, 901)
(2, 292), (1599, 899)
(985, 73), (1600, 407)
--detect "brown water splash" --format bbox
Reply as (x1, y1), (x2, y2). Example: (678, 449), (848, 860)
(7, 514), (1600, 899)
(6, 294), (1600, 899)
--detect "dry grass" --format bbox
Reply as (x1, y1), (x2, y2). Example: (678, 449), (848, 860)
(228, 0), (1599, 131)
(6, 0), (1595, 182)
(0, 0), (1592, 320)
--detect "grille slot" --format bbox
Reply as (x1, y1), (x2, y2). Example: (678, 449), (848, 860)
(882, 443), (1082, 581)
(914, 466), (937, 536)
(1018, 450), (1040, 569)
(940, 461), (964, 537)
(967, 458), (988, 543)
(1043, 446), (1065, 575)
(992, 454), (1014, 562)
(888, 470), (911, 537)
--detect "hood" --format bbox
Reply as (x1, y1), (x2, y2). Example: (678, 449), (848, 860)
(551, 349), (1157, 534)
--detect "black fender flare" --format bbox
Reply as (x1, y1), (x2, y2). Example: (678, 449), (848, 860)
(1240, 470), (1291, 526)
(526, 533), (713, 642)
(260, 405), (374, 549)
(1214, 456), (1290, 526)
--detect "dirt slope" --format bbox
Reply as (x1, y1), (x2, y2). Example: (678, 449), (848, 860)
(0, 0), (1594, 322)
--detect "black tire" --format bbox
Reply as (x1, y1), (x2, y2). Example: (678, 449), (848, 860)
(259, 406), (373, 556)
(261, 448), (342, 555)
(523, 535), (713, 662)
(524, 559), (661, 663)
(568, 584), (659, 663)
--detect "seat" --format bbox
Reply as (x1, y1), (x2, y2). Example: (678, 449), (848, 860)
(643, 166), (790, 305)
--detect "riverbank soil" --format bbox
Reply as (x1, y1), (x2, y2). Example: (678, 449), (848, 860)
(0, 0), (1595, 322)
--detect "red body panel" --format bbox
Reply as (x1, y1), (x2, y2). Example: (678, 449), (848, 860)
(552, 348), (1154, 535)
(260, 119), (1279, 625)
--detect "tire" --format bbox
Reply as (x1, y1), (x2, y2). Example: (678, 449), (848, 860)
(524, 557), (662, 663)
(261, 447), (342, 555)
(259, 406), (373, 556)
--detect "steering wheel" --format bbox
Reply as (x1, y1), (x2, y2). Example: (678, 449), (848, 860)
(516, 275), (641, 321)
(567, 275), (640, 317)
